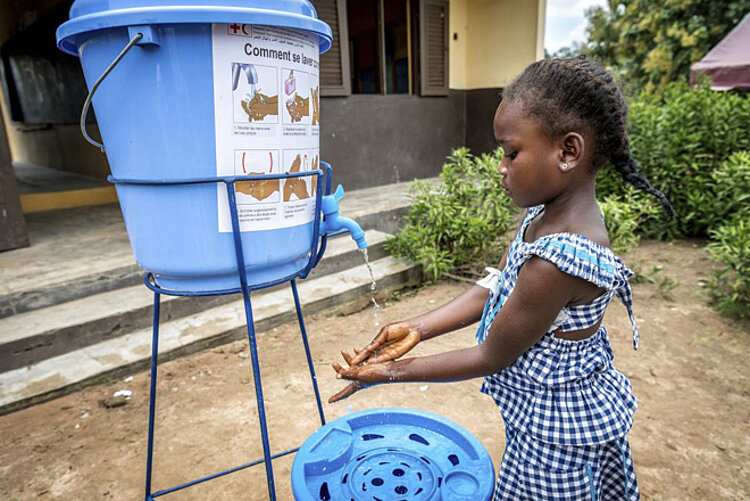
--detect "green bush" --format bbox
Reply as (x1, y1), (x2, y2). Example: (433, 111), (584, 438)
(706, 215), (750, 319)
(598, 189), (660, 255)
(385, 148), (516, 281)
(706, 150), (750, 227)
(597, 81), (750, 239)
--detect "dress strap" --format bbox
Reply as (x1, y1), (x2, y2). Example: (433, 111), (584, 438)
(523, 233), (641, 349)
(475, 267), (504, 344)
(615, 281), (640, 350)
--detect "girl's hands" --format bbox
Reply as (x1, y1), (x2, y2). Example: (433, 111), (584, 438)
(346, 322), (422, 366)
(328, 322), (420, 403)
(328, 355), (394, 403)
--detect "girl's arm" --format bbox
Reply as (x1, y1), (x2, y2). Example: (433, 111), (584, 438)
(333, 257), (583, 389)
(404, 283), (490, 341)
(345, 247), (510, 367)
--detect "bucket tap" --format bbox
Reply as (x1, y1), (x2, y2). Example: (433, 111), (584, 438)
(232, 62), (259, 99)
(319, 185), (367, 250)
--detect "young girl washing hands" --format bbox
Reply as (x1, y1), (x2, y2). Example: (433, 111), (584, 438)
(330, 57), (673, 500)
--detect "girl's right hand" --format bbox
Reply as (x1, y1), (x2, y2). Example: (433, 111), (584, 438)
(328, 360), (394, 403)
(345, 321), (422, 366)
(328, 322), (420, 404)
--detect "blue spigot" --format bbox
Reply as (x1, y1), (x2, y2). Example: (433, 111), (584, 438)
(319, 185), (367, 250)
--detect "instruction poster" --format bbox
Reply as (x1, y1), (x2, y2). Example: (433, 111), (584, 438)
(211, 24), (320, 232)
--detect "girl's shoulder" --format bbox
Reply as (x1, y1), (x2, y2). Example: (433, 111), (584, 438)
(517, 206), (631, 290)
(521, 205), (610, 248)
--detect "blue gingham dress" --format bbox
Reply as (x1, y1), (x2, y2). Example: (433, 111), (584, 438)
(476, 205), (640, 500)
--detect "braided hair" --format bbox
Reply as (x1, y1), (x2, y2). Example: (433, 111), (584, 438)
(503, 57), (674, 220)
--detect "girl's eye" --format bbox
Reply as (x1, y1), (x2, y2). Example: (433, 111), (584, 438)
(505, 151), (517, 160)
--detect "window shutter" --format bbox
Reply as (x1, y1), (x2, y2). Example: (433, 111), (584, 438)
(312, 0), (351, 96)
(419, 0), (449, 96)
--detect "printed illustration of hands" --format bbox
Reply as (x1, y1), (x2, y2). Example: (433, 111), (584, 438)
(311, 154), (319, 196)
(284, 71), (310, 123)
(236, 177), (279, 200)
(311, 85), (320, 125)
(232, 62), (278, 122)
(286, 94), (309, 123)
(235, 151), (279, 201)
(283, 154), (311, 201)
(242, 93), (279, 122)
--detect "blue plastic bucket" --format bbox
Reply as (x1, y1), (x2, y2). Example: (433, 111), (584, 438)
(57, 1), (333, 292)
(291, 408), (495, 501)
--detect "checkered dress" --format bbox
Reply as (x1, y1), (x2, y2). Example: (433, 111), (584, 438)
(476, 205), (640, 500)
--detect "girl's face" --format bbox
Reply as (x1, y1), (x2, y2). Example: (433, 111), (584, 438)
(492, 101), (569, 208)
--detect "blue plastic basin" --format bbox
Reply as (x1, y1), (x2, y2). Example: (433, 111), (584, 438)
(291, 408), (495, 501)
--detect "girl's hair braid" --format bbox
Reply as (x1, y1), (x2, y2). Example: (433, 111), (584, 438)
(503, 56), (674, 220)
(610, 149), (675, 220)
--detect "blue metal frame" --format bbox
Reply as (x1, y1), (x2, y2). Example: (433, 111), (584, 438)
(110, 163), (334, 501)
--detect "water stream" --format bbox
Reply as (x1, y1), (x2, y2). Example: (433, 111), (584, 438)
(359, 248), (381, 328)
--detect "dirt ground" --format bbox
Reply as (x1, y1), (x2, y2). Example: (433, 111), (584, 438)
(1, 240), (748, 500)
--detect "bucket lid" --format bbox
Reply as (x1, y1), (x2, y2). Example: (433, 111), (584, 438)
(291, 408), (495, 501)
(56, 0), (332, 55)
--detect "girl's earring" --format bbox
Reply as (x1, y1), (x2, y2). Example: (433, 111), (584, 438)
(560, 163), (569, 170)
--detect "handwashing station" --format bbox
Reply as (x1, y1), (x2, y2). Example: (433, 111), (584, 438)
(56, 1), (494, 499)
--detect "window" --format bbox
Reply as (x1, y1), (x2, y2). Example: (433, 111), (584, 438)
(345, 0), (412, 94)
(347, 0), (382, 93)
(313, 0), (447, 96)
(383, 0), (410, 94)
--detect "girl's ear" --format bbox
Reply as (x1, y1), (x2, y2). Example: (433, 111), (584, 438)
(558, 132), (585, 173)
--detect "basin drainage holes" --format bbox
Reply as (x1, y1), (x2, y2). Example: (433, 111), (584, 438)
(319, 481), (331, 500)
(408, 433), (429, 446)
(344, 448), (438, 500)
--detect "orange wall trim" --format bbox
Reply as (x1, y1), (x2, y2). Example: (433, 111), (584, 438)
(20, 186), (119, 214)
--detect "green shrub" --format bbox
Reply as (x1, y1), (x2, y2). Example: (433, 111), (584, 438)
(706, 151), (750, 227)
(706, 215), (750, 319)
(598, 189), (660, 255)
(597, 82), (750, 239)
(385, 148), (516, 281)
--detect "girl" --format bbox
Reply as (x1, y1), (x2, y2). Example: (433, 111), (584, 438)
(329, 57), (674, 500)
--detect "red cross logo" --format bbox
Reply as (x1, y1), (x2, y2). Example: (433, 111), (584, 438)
(229, 23), (241, 34)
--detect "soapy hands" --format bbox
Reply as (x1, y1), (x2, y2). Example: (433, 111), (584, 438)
(241, 92), (279, 122)
(286, 94), (309, 123)
(329, 322), (421, 403)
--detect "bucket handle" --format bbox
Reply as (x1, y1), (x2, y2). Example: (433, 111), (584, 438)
(80, 32), (144, 152)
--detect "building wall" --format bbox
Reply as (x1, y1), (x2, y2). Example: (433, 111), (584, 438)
(320, 92), (466, 190)
(0, 117), (111, 180)
(450, 0), (545, 90)
(449, 0), (469, 90)
(465, 88), (502, 155)
(450, 0), (545, 155)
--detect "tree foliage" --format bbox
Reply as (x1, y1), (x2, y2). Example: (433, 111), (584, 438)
(585, 0), (750, 93)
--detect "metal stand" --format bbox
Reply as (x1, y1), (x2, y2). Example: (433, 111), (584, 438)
(111, 164), (334, 500)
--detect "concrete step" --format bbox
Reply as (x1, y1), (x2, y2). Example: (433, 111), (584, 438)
(0, 255), (422, 415)
(0, 230), (391, 372)
(0, 179), (418, 317)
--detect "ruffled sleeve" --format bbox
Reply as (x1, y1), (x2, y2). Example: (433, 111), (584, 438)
(523, 234), (621, 290)
(523, 234), (641, 349)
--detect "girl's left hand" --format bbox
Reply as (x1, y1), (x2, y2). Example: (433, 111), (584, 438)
(328, 355), (393, 403)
